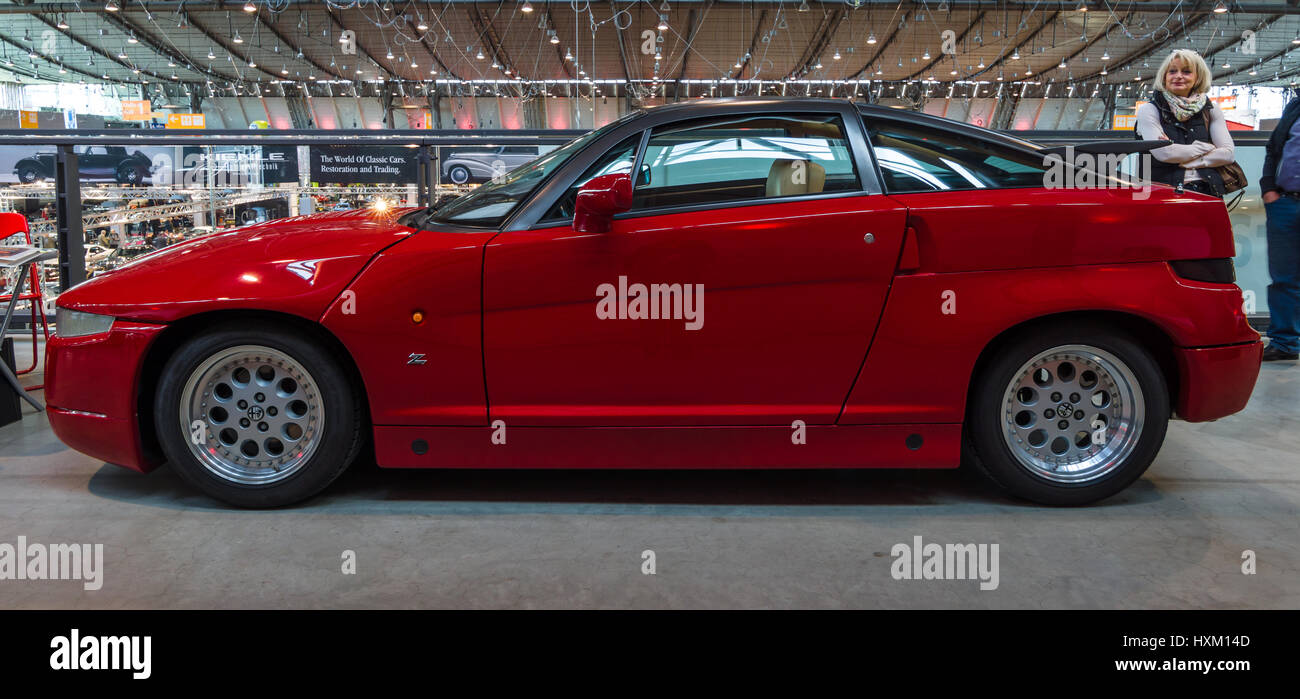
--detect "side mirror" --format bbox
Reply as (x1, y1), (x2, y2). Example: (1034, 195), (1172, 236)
(574, 173), (633, 234)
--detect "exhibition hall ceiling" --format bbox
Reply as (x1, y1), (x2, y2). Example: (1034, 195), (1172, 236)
(0, 1), (1294, 93)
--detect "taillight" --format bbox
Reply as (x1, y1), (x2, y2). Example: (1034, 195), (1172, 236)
(1170, 258), (1236, 284)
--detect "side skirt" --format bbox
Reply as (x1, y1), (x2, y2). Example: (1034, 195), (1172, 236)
(374, 424), (962, 470)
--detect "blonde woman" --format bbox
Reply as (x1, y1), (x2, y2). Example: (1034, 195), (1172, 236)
(1135, 49), (1236, 196)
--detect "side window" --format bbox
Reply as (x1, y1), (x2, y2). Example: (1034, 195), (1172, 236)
(543, 134), (641, 221)
(867, 120), (1048, 193)
(633, 114), (859, 210)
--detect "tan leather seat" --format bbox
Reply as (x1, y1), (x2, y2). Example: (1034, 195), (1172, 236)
(766, 159), (826, 197)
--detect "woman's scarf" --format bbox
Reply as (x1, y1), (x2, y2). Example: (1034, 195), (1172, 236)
(1161, 90), (1208, 122)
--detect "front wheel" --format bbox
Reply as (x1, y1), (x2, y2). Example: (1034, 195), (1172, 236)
(116, 164), (144, 185)
(154, 322), (364, 507)
(967, 325), (1169, 506)
(447, 165), (471, 184)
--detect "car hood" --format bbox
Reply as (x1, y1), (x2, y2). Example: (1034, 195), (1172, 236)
(58, 208), (418, 323)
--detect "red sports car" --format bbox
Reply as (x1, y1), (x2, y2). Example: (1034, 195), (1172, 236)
(45, 99), (1261, 507)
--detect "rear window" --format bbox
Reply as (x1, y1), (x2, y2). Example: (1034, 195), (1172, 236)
(867, 119), (1048, 193)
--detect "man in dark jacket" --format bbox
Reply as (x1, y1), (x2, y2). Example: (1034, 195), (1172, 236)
(1261, 97), (1300, 361)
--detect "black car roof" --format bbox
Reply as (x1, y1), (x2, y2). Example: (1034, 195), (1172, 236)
(638, 97), (1044, 153)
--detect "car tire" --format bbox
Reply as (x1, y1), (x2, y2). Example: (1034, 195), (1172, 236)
(154, 321), (364, 508)
(447, 165), (471, 184)
(966, 323), (1169, 506)
(17, 167), (38, 184)
(116, 164), (144, 185)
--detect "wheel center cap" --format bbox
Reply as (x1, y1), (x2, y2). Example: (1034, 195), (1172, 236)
(1058, 402), (1074, 415)
(247, 406), (264, 421)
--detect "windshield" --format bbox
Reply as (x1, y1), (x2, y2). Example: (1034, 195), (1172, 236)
(429, 114), (639, 228)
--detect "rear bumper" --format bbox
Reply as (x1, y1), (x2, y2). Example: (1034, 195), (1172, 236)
(44, 320), (166, 473)
(1174, 341), (1262, 422)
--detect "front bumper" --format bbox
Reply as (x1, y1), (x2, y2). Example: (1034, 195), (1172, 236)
(1174, 341), (1263, 422)
(44, 320), (166, 473)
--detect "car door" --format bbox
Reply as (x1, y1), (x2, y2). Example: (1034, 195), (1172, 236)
(77, 146), (108, 179)
(483, 108), (907, 426)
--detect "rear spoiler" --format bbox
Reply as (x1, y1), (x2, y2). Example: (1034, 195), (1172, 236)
(1041, 140), (1167, 158)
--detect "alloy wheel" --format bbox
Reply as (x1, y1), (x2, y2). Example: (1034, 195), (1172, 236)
(999, 344), (1144, 484)
(179, 344), (325, 485)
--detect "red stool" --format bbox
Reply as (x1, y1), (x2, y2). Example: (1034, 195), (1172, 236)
(0, 212), (51, 387)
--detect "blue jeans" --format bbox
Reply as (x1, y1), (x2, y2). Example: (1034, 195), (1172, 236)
(1267, 196), (1300, 352)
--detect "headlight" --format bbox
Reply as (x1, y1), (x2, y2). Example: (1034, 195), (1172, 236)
(56, 308), (115, 337)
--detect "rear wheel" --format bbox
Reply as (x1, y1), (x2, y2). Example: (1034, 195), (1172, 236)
(967, 324), (1169, 505)
(17, 166), (39, 184)
(155, 322), (363, 507)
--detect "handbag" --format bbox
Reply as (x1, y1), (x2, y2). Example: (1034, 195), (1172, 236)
(1201, 110), (1248, 194)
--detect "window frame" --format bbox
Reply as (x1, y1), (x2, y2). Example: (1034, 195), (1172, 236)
(507, 100), (882, 232)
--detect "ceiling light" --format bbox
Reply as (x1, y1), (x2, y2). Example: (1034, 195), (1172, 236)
(833, 51), (841, 61)
(244, 1), (257, 12)
(417, 20), (429, 31)
(564, 49), (573, 61)
(117, 50), (128, 58)
(1101, 51), (1110, 60)
(386, 50), (394, 60)
(1011, 49), (1020, 60)
(549, 32), (559, 44)
(1213, 1), (1227, 13)
(57, 16), (69, 29)
(249, 60), (257, 68)
(867, 33), (877, 45)
(233, 32), (244, 44)
(476, 49), (485, 60)
(281, 66), (289, 74)
(657, 15), (668, 32)
(127, 33), (138, 44)
(208, 50), (216, 60)
(522, 0), (534, 12)
(1076, 1), (1087, 11)
(105, 1), (119, 11)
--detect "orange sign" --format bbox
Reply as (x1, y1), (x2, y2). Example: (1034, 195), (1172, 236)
(1113, 114), (1137, 130)
(18, 110), (38, 129)
(121, 100), (152, 120)
(165, 113), (206, 129)
(1211, 94), (1237, 111)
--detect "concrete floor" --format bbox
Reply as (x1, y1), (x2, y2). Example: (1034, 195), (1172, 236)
(1, 335), (1297, 609)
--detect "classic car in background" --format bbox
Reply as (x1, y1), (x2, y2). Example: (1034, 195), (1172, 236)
(14, 145), (157, 185)
(440, 145), (544, 184)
